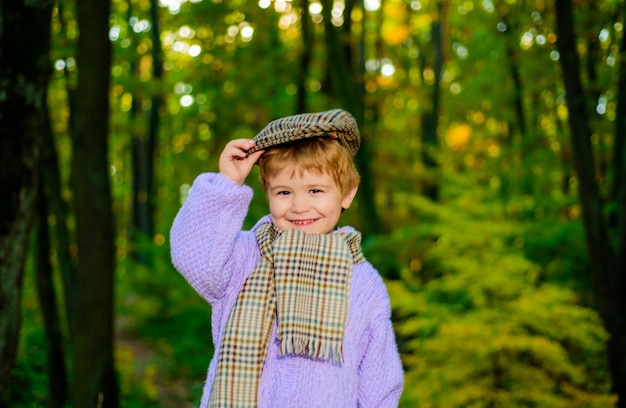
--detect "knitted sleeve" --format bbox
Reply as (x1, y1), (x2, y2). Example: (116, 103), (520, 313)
(170, 173), (254, 302)
(356, 269), (405, 407)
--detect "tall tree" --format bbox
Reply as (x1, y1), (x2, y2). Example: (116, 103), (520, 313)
(613, 1), (626, 273)
(296, 0), (312, 113)
(497, 8), (532, 196)
(129, 0), (163, 266)
(421, 0), (447, 201)
(54, 0), (78, 331)
(555, 0), (626, 404)
(146, 0), (163, 228)
(35, 144), (69, 407)
(0, 0), (53, 405)
(70, 0), (118, 406)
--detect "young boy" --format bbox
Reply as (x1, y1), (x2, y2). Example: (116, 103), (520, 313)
(170, 109), (404, 407)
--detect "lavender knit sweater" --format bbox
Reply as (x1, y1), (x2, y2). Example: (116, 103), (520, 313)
(170, 173), (404, 408)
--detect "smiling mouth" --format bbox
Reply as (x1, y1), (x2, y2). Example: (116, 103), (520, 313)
(291, 219), (317, 226)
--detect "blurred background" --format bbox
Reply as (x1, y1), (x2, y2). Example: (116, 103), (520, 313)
(1, 0), (625, 406)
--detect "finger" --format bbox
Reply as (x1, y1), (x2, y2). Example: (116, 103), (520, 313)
(246, 149), (265, 164)
(224, 139), (256, 160)
(228, 138), (256, 152)
(221, 146), (247, 162)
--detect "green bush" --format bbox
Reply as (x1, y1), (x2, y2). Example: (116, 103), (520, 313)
(366, 199), (615, 407)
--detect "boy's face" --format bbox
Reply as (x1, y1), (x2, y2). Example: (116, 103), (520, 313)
(266, 164), (357, 234)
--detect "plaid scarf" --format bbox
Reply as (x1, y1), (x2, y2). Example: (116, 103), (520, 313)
(208, 223), (364, 408)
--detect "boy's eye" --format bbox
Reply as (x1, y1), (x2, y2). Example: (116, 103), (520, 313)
(310, 189), (323, 194)
(276, 190), (291, 196)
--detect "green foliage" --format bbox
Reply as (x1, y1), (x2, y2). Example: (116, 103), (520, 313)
(11, 319), (49, 407)
(521, 220), (591, 291)
(366, 197), (615, 407)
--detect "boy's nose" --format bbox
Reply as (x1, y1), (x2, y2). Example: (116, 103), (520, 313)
(290, 195), (308, 212)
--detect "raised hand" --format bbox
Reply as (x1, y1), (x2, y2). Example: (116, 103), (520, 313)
(219, 139), (264, 185)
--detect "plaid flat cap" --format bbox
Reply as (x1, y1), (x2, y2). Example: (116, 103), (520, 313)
(247, 109), (360, 156)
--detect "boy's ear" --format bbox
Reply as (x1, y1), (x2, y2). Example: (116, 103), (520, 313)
(341, 184), (359, 210)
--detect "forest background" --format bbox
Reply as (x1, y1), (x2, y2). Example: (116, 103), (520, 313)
(1, 0), (625, 406)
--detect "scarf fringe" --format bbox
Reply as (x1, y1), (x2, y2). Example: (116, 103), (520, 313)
(280, 335), (344, 363)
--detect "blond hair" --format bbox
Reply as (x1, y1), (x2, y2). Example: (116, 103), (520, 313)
(258, 138), (360, 197)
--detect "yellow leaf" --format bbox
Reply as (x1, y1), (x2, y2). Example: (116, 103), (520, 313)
(382, 24), (410, 45)
(445, 123), (472, 151)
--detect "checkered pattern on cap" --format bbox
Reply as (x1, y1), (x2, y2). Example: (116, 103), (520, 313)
(247, 109), (360, 156)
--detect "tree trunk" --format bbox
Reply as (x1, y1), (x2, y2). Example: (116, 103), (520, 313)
(35, 159), (69, 408)
(582, 4), (610, 182)
(500, 14), (532, 196)
(296, 0), (312, 113)
(130, 0), (162, 265)
(146, 0), (162, 234)
(41, 88), (77, 339)
(613, 1), (626, 276)
(127, 1), (150, 265)
(421, 0), (446, 202)
(52, 2), (79, 330)
(70, 0), (118, 406)
(555, 0), (626, 403)
(0, 0), (53, 405)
